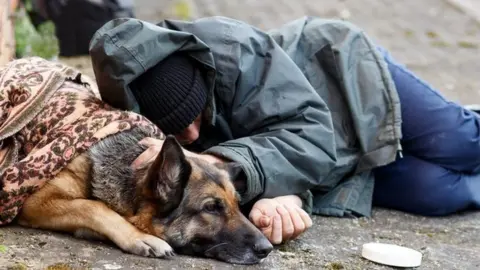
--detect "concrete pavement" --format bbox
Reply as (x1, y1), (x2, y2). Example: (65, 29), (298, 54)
(1, 210), (479, 269)
(135, 0), (480, 105)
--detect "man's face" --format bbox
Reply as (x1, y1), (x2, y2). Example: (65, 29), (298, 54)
(174, 114), (203, 145)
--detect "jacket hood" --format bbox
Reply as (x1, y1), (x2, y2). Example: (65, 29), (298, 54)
(89, 18), (218, 124)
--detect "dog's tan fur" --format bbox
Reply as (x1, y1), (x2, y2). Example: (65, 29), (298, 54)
(17, 153), (172, 257)
(15, 129), (272, 264)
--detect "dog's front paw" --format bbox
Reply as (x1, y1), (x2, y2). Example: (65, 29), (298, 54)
(127, 234), (175, 258)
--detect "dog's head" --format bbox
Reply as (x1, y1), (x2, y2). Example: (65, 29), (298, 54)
(143, 135), (273, 264)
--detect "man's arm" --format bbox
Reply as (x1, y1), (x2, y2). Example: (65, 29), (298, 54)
(188, 17), (337, 213)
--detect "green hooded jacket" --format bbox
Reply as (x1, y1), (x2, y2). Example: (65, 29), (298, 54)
(89, 16), (402, 217)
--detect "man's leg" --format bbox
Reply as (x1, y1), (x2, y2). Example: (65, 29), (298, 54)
(377, 46), (480, 174)
(373, 154), (480, 216)
(372, 47), (480, 215)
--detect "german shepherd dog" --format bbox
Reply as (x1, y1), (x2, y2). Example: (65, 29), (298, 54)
(16, 125), (273, 264)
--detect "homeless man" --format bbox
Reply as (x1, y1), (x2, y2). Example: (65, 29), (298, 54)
(88, 16), (480, 245)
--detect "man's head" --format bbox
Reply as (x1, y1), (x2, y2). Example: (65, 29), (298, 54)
(130, 53), (207, 144)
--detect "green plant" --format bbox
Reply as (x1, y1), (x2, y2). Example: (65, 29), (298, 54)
(30, 21), (60, 59)
(14, 4), (59, 60)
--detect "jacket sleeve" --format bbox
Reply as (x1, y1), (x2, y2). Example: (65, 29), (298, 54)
(196, 18), (337, 213)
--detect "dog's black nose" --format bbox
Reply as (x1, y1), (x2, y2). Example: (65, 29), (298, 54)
(253, 239), (273, 258)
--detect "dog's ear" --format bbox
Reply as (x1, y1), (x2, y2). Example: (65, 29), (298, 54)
(146, 135), (191, 214)
(222, 162), (243, 180)
(215, 162), (246, 193)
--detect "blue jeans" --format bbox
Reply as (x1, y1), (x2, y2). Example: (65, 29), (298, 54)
(372, 47), (480, 216)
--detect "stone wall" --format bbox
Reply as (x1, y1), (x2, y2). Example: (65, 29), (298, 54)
(0, 0), (16, 66)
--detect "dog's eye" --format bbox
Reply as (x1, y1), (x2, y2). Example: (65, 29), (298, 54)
(203, 200), (224, 214)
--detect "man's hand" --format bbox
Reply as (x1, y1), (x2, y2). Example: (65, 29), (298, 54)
(249, 195), (313, 245)
(132, 137), (227, 170)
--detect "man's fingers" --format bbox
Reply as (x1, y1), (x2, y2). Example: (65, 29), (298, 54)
(183, 149), (200, 158)
(138, 137), (153, 146)
(138, 137), (163, 147)
(298, 208), (313, 228)
(131, 145), (161, 169)
(249, 208), (272, 228)
(249, 208), (263, 226)
(276, 205), (294, 241)
(260, 216), (271, 227)
(284, 204), (305, 239)
(271, 215), (283, 245)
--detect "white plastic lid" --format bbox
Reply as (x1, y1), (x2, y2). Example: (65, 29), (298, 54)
(361, 242), (423, 268)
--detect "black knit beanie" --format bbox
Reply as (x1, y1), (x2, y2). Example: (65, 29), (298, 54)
(129, 53), (208, 135)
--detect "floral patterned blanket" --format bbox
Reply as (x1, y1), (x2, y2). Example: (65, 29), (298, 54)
(0, 57), (161, 225)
